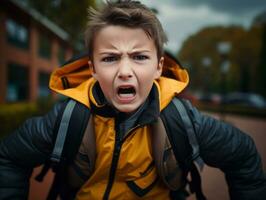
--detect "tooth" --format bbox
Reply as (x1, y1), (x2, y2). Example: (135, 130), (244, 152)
(119, 93), (134, 98)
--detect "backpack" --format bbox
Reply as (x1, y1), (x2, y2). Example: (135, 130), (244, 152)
(35, 97), (207, 200)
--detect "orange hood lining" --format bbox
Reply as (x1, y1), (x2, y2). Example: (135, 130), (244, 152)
(49, 53), (189, 109)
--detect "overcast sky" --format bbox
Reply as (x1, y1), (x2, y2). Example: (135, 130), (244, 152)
(141, 0), (266, 54)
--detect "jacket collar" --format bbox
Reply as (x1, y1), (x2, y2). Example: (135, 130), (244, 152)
(89, 81), (160, 126)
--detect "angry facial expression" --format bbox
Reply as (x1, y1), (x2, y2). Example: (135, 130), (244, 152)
(90, 25), (164, 113)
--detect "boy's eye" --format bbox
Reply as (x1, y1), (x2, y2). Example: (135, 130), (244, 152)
(102, 56), (118, 62)
(133, 55), (149, 61)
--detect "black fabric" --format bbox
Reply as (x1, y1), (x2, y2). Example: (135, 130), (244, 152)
(161, 98), (206, 199)
(35, 99), (70, 182)
(46, 99), (91, 200)
(170, 189), (189, 200)
(47, 169), (64, 200)
(177, 100), (266, 200)
(51, 100), (77, 163)
(160, 101), (192, 169)
(0, 100), (65, 199)
(126, 177), (159, 197)
(52, 100), (69, 145)
(61, 77), (70, 89)
(90, 82), (118, 117)
(189, 164), (206, 200)
(46, 165), (77, 200)
(1, 94), (266, 199)
(70, 162), (89, 181)
(172, 99), (201, 165)
(171, 99), (206, 199)
(115, 98), (149, 139)
(62, 100), (90, 164)
(35, 161), (51, 182)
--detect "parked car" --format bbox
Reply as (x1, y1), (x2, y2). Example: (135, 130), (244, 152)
(223, 92), (266, 108)
(196, 93), (222, 105)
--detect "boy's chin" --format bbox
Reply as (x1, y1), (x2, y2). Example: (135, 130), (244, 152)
(114, 103), (140, 114)
(116, 107), (138, 114)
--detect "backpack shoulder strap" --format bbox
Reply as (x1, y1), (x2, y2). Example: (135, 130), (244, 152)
(50, 99), (77, 163)
(35, 98), (91, 200)
(35, 99), (77, 182)
(51, 98), (91, 199)
(161, 97), (206, 200)
(58, 99), (91, 164)
(171, 98), (204, 170)
(49, 98), (91, 166)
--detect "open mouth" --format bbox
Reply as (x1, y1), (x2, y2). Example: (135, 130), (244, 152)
(117, 86), (136, 99)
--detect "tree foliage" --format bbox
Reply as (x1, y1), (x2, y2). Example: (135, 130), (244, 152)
(253, 11), (266, 97)
(178, 24), (264, 96)
(26, 0), (96, 49)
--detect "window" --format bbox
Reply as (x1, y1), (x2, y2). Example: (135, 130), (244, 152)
(38, 72), (51, 97)
(39, 33), (51, 59)
(6, 18), (29, 49)
(6, 63), (29, 102)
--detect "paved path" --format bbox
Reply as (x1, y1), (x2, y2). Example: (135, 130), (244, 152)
(29, 113), (266, 200)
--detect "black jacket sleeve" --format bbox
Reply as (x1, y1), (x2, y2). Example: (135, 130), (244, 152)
(184, 101), (266, 200)
(0, 101), (64, 200)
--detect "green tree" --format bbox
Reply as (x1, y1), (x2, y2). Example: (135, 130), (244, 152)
(253, 11), (266, 97)
(178, 25), (263, 95)
(26, 0), (96, 49)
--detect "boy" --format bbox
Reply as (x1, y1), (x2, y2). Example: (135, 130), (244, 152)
(0, 0), (266, 199)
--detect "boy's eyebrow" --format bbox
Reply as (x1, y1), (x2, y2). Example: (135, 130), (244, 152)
(98, 51), (122, 56)
(98, 49), (152, 55)
(129, 49), (151, 54)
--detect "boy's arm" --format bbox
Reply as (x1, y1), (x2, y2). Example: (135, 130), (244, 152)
(184, 101), (266, 200)
(0, 101), (64, 199)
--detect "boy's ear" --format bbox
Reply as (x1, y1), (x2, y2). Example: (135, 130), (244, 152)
(155, 56), (164, 79)
(88, 60), (97, 79)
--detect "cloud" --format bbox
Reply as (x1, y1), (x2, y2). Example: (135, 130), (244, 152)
(141, 0), (265, 53)
(143, 1), (233, 53)
(157, 4), (231, 52)
(173, 0), (266, 15)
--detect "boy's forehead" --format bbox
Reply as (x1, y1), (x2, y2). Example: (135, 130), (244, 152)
(96, 26), (151, 41)
(93, 25), (156, 53)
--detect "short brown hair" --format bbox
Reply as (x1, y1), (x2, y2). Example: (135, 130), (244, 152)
(84, 0), (168, 59)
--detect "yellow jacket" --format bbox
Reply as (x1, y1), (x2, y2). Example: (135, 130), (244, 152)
(49, 53), (189, 199)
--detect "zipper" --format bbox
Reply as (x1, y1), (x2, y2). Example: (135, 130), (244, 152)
(122, 124), (141, 142)
(102, 131), (122, 200)
(102, 124), (141, 200)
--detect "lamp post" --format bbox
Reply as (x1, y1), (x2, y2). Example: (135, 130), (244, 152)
(201, 56), (212, 93)
(217, 42), (231, 120)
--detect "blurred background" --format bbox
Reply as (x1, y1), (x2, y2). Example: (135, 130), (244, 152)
(0, 0), (266, 199)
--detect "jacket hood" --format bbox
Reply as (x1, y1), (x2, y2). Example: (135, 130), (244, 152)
(49, 52), (189, 110)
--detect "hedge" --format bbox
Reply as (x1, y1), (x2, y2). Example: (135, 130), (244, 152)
(0, 98), (55, 139)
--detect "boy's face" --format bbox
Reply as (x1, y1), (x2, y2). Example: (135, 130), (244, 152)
(89, 25), (163, 113)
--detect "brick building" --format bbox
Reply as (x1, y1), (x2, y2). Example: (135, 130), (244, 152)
(0, 0), (74, 103)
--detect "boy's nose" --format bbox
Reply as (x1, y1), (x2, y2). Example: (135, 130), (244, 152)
(117, 58), (133, 79)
